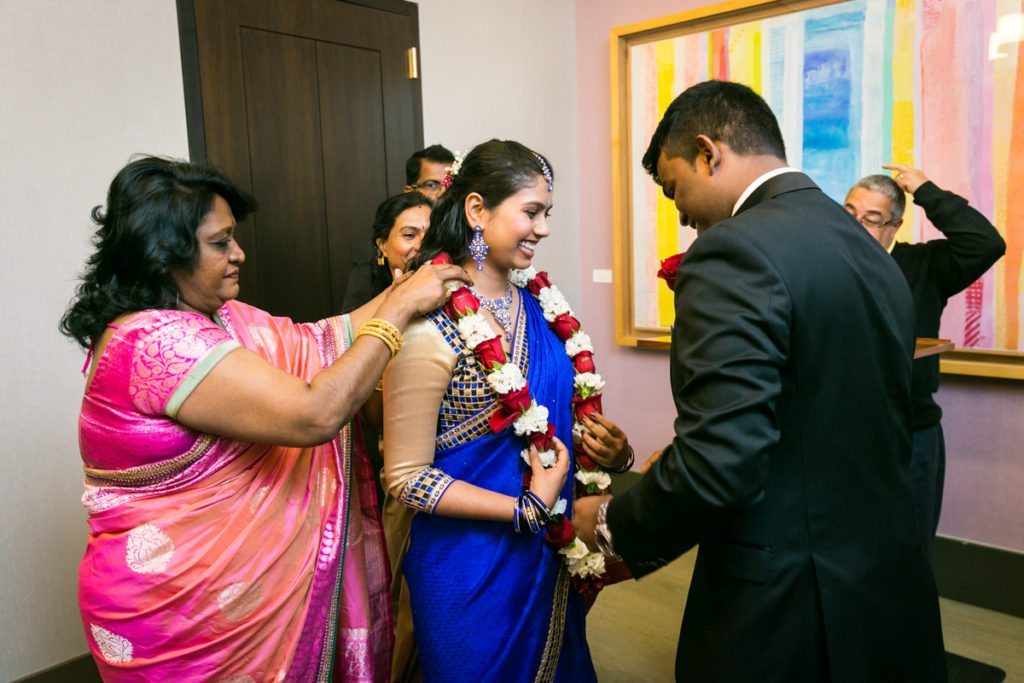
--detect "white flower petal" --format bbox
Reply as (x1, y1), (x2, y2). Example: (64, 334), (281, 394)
(565, 331), (594, 357)
(513, 402), (549, 436)
(457, 313), (498, 349)
(537, 449), (557, 468)
(573, 372), (605, 394)
(537, 285), (573, 322)
(486, 362), (526, 394)
(509, 267), (537, 288)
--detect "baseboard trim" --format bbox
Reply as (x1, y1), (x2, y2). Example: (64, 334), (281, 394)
(610, 471), (1024, 618)
(933, 535), (1024, 619)
(14, 653), (99, 682)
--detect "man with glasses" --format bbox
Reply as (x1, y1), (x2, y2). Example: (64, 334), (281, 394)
(844, 165), (1005, 556)
(404, 144), (455, 201)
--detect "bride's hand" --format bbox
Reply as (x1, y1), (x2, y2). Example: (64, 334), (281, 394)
(528, 436), (570, 510)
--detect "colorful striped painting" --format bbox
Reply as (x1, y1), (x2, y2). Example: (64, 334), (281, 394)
(629, 0), (1021, 353)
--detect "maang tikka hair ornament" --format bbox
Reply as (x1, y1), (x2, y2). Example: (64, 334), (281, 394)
(469, 225), (488, 270)
(533, 152), (553, 192)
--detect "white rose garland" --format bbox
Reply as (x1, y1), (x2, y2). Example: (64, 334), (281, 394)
(564, 331), (594, 357)
(487, 362), (527, 394)
(537, 285), (573, 322)
(513, 402), (549, 437)
(457, 314), (498, 349)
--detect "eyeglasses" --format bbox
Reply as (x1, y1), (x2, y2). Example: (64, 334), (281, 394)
(844, 207), (897, 229)
(410, 180), (443, 193)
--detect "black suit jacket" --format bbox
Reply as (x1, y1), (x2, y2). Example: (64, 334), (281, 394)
(608, 173), (946, 682)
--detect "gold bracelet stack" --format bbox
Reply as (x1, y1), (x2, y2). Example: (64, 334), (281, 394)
(356, 318), (403, 358)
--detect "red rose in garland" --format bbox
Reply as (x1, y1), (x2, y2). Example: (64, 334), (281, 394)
(527, 423), (556, 452)
(445, 286), (480, 320)
(490, 384), (532, 432)
(657, 252), (686, 290)
(473, 336), (508, 370)
(430, 253), (452, 265)
(573, 394), (603, 422)
(544, 518), (576, 549)
(550, 312), (581, 341)
(526, 270), (553, 296)
(572, 351), (596, 374)
(575, 451), (597, 471)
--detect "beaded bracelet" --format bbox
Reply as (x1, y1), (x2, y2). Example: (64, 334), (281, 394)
(356, 318), (403, 358)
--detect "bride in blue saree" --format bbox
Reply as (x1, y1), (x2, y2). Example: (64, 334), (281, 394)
(381, 140), (617, 682)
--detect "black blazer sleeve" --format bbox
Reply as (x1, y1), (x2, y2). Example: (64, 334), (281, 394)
(608, 226), (791, 577)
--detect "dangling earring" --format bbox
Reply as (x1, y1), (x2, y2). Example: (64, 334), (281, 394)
(376, 248), (385, 266)
(469, 225), (488, 271)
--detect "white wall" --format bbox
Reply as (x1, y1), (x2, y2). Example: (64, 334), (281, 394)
(0, 1), (188, 678)
(417, 0), (582, 307)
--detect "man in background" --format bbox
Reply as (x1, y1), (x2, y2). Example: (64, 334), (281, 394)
(844, 165), (1005, 555)
(343, 144), (456, 312)
(404, 143), (455, 201)
(574, 80), (946, 682)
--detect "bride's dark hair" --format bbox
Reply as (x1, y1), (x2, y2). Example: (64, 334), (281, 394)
(412, 139), (553, 269)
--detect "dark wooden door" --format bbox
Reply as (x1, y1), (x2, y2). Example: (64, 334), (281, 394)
(178, 0), (422, 321)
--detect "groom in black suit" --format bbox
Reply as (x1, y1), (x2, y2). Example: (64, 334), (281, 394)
(574, 81), (946, 681)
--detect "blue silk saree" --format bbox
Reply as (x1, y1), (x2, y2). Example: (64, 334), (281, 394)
(403, 292), (597, 682)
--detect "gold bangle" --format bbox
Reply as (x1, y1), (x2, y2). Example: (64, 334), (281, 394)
(361, 318), (402, 348)
(356, 326), (400, 358)
(356, 318), (402, 358)
(365, 320), (402, 356)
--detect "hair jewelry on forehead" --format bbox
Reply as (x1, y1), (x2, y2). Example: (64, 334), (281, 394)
(533, 153), (553, 192)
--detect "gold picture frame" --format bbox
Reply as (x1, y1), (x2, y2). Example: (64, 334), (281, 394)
(610, 0), (1024, 380)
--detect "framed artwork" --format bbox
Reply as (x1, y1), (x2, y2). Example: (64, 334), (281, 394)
(611, 0), (1024, 379)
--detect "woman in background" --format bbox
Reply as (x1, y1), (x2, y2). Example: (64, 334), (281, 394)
(342, 192), (433, 313)
(61, 156), (467, 681)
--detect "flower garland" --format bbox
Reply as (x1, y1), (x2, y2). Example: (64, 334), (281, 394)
(432, 253), (612, 594)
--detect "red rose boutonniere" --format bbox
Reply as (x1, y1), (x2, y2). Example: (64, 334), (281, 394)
(657, 252), (686, 291)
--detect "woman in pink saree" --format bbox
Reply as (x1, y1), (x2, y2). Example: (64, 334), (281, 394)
(61, 156), (469, 681)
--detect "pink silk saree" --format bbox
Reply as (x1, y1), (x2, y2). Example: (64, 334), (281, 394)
(78, 300), (392, 681)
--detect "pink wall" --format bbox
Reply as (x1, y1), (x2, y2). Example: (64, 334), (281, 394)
(573, 0), (1024, 552)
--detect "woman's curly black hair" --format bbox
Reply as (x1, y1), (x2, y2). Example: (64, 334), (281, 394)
(60, 155), (256, 348)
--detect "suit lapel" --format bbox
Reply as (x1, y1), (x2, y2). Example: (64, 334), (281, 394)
(734, 171), (819, 216)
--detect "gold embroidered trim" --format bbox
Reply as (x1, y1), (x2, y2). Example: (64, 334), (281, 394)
(399, 467), (454, 513)
(534, 563), (570, 683)
(83, 434), (217, 487)
(434, 296), (530, 451)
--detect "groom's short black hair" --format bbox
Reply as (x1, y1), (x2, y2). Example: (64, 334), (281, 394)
(642, 80), (787, 178)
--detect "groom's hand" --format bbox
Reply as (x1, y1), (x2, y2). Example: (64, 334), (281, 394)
(572, 495), (609, 552)
(579, 414), (631, 471)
